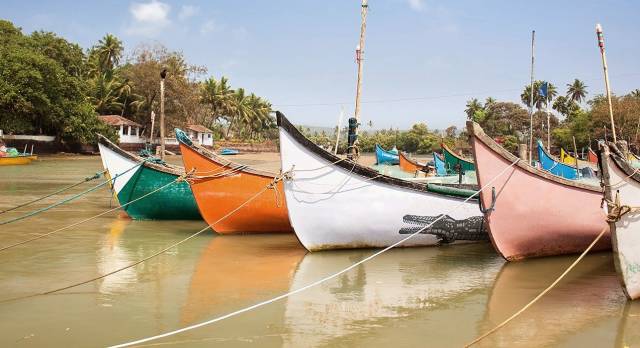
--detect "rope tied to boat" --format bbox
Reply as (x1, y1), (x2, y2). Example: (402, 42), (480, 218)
(605, 191), (640, 223)
(267, 167), (294, 208)
(0, 170), (106, 215)
(602, 167), (640, 189)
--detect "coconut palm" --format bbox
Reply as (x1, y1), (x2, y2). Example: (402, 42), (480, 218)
(521, 81), (557, 110)
(201, 76), (235, 122)
(95, 34), (123, 72)
(566, 79), (588, 103)
(465, 99), (483, 119)
(89, 73), (125, 115)
(228, 88), (253, 138)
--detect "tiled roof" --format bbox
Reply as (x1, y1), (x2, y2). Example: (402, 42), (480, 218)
(187, 124), (213, 133)
(99, 115), (142, 127)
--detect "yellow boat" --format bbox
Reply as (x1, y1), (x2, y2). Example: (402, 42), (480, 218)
(0, 155), (36, 165)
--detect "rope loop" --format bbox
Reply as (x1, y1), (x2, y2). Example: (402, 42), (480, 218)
(605, 191), (640, 223)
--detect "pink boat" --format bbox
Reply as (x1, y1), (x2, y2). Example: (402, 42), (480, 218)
(467, 121), (610, 261)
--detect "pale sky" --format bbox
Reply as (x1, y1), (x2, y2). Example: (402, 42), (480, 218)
(4, 0), (640, 130)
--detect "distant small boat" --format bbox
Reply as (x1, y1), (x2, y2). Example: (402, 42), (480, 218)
(375, 144), (399, 165)
(219, 148), (239, 156)
(561, 147), (596, 169)
(0, 154), (37, 166)
(468, 121), (610, 260)
(441, 143), (475, 172)
(433, 152), (449, 176)
(278, 112), (487, 251)
(97, 135), (201, 220)
(176, 128), (292, 234)
(398, 151), (425, 174)
(587, 147), (598, 163)
(537, 140), (579, 180)
(600, 142), (640, 300)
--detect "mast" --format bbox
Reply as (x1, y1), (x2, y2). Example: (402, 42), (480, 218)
(546, 87), (551, 151)
(596, 23), (617, 143)
(350, 0), (369, 158)
(528, 30), (536, 164)
(334, 107), (345, 155)
(159, 69), (167, 160)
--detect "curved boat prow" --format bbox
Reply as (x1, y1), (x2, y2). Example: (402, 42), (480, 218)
(600, 142), (640, 300)
(277, 111), (487, 252)
(467, 121), (609, 260)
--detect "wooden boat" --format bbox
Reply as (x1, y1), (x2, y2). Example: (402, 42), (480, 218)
(588, 147), (599, 163)
(374, 144), (399, 165)
(433, 152), (448, 176)
(442, 142), (475, 172)
(277, 111), (487, 251)
(97, 135), (201, 220)
(176, 128), (292, 234)
(0, 155), (36, 165)
(600, 142), (640, 300)
(467, 121), (610, 260)
(219, 148), (239, 155)
(398, 151), (425, 175)
(537, 139), (579, 180)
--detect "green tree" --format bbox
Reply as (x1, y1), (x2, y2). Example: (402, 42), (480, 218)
(566, 79), (588, 103)
(521, 80), (558, 110)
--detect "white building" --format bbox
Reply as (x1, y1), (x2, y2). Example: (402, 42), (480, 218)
(99, 115), (145, 144)
(187, 125), (214, 146)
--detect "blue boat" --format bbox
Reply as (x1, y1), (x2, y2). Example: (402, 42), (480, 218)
(375, 144), (399, 165)
(219, 148), (239, 155)
(537, 140), (578, 180)
(433, 152), (448, 176)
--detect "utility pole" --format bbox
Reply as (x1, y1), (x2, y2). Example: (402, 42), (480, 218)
(528, 30), (536, 164)
(596, 23), (617, 143)
(159, 68), (167, 160)
(350, 0), (368, 159)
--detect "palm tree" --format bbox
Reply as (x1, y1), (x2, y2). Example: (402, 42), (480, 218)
(465, 99), (483, 119)
(631, 89), (640, 98)
(485, 97), (496, 106)
(201, 76), (235, 123)
(89, 73), (125, 115)
(521, 80), (557, 110)
(95, 34), (123, 72)
(566, 79), (588, 103)
(228, 88), (253, 138)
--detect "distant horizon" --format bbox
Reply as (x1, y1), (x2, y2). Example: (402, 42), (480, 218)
(3, 0), (639, 130)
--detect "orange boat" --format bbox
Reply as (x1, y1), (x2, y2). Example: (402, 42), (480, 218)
(176, 129), (293, 234)
(398, 151), (426, 175)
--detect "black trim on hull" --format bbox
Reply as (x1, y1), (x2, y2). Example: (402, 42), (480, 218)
(276, 111), (478, 199)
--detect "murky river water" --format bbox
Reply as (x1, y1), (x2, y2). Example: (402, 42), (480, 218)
(0, 156), (638, 347)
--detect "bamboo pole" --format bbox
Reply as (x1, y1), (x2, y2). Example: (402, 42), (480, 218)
(159, 69), (166, 160)
(528, 30), (536, 164)
(350, 0), (368, 159)
(573, 136), (580, 177)
(334, 107), (344, 154)
(596, 24), (617, 143)
(546, 94), (551, 151)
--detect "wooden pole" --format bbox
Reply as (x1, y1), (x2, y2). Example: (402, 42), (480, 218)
(596, 23), (617, 143)
(159, 69), (166, 160)
(546, 95), (551, 151)
(573, 136), (580, 176)
(350, 0), (368, 159)
(528, 30), (536, 164)
(334, 107), (344, 154)
(149, 111), (156, 144)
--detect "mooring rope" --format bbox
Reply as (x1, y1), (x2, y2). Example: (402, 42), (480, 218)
(0, 170), (106, 215)
(603, 167), (640, 189)
(465, 226), (608, 347)
(108, 158), (521, 348)
(0, 175), (183, 253)
(0, 171), (290, 304)
(0, 163), (143, 226)
(604, 191), (640, 223)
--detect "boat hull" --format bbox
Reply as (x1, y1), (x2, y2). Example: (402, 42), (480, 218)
(538, 140), (578, 180)
(178, 139), (292, 234)
(0, 156), (33, 165)
(468, 122), (610, 260)
(398, 152), (423, 174)
(375, 144), (399, 165)
(278, 112), (487, 252)
(442, 143), (475, 172)
(97, 141), (200, 220)
(601, 144), (640, 300)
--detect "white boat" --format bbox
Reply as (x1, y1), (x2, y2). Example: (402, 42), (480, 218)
(276, 112), (488, 251)
(600, 142), (640, 300)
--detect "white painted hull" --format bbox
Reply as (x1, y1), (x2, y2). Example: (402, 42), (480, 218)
(603, 150), (640, 300)
(278, 117), (486, 251)
(97, 142), (139, 196)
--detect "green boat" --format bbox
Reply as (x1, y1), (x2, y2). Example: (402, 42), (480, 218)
(97, 135), (201, 220)
(441, 142), (475, 172)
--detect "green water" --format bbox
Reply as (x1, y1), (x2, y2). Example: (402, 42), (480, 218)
(0, 156), (638, 347)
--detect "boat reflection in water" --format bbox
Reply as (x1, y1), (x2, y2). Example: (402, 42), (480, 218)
(478, 254), (625, 347)
(616, 301), (640, 347)
(283, 244), (502, 347)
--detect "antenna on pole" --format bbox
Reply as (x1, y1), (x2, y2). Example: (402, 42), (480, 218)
(596, 23), (617, 143)
(349, 0), (369, 160)
(528, 30), (536, 164)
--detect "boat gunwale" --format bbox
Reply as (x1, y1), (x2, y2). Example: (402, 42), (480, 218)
(604, 142), (640, 184)
(467, 121), (601, 193)
(277, 111), (477, 199)
(441, 142), (474, 165)
(96, 134), (184, 176)
(175, 131), (277, 179)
